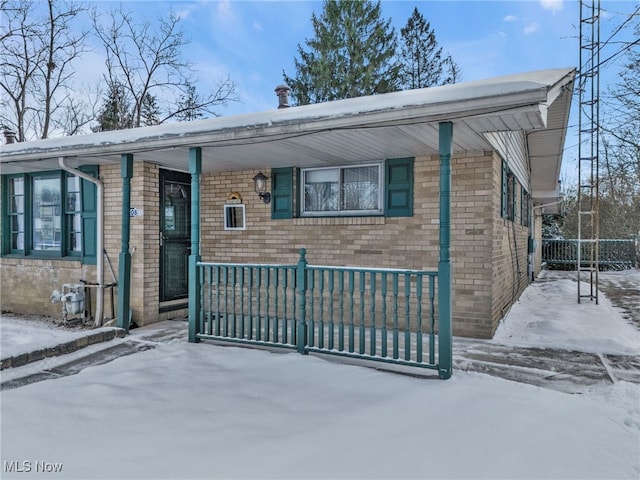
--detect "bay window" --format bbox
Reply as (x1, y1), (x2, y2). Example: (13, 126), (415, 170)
(2, 168), (97, 263)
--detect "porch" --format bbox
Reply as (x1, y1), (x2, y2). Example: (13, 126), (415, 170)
(193, 249), (447, 375)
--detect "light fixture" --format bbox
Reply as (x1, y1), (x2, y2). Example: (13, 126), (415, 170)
(252, 171), (271, 204)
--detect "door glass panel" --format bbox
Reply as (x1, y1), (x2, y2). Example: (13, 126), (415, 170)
(160, 172), (191, 302)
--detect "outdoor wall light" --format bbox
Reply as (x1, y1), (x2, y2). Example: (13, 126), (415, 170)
(252, 171), (271, 204)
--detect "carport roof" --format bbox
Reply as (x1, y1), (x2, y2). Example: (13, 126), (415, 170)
(0, 67), (575, 204)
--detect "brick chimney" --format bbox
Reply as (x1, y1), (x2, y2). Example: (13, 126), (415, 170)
(275, 85), (291, 109)
(3, 129), (17, 144)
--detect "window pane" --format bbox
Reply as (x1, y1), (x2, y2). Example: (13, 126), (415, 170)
(68, 213), (82, 252)
(8, 177), (25, 250)
(342, 166), (379, 211)
(9, 177), (24, 214)
(33, 175), (61, 251)
(304, 168), (339, 212)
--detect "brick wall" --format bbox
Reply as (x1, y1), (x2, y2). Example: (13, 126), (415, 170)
(2, 153), (532, 338)
(103, 162), (161, 326)
(0, 257), (97, 317)
(199, 152), (518, 338)
(489, 153), (531, 336)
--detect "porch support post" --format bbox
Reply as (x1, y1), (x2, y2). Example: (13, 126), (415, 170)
(117, 153), (133, 333)
(296, 248), (308, 354)
(188, 147), (202, 343)
(438, 121), (453, 379)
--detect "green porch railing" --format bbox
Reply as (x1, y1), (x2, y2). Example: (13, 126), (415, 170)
(195, 249), (442, 372)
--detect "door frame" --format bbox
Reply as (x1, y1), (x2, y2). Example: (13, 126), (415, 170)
(159, 169), (191, 304)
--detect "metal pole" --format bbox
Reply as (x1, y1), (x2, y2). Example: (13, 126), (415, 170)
(188, 147), (202, 343)
(438, 122), (453, 379)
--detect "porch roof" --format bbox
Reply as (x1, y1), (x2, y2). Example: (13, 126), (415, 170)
(1, 67), (575, 205)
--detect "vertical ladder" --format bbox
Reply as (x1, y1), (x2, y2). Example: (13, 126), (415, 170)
(577, 0), (600, 304)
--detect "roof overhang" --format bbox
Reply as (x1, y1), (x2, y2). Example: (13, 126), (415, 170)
(1, 68), (575, 206)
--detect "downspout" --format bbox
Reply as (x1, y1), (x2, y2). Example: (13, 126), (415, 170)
(58, 157), (104, 326)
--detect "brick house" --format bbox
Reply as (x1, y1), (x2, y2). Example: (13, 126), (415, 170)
(1, 68), (575, 341)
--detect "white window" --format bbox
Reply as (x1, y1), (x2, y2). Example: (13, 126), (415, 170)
(301, 164), (383, 216)
(224, 204), (246, 230)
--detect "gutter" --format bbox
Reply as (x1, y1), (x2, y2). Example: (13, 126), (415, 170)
(58, 157), (104, 327)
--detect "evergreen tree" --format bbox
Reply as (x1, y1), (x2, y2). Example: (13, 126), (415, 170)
(283, 0), (399, 105)
(94, 81), (132, 132)
(398, 7), (461, 89)
(140, 93), (160, 126)
(175, 82), (204, 122)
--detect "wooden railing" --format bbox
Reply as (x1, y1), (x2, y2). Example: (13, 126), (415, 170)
(194, 249), (443, 371)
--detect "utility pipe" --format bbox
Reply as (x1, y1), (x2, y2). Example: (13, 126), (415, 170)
(533, 198), (564, 213)
(59, 157), (104, 326)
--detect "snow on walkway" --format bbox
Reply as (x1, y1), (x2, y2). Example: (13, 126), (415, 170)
(493, 270), (640, 355)
(0, 271), (639, 479)
(0, 314), (100, 358)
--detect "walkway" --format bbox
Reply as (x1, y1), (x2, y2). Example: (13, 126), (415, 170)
(2, 270), (639, 393)
(2, 317), (638, 394)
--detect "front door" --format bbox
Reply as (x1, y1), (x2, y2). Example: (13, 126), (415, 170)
(160, 170), (191, 302)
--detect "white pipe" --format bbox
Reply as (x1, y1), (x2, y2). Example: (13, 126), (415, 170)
(59, 157), (104, 327)
(533, 199), (563, 212)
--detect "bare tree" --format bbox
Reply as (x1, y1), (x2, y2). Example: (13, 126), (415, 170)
(92, 5), (237, 128)
(0, 0), (89, 140)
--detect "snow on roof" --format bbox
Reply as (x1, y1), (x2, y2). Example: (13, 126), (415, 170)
(1, 68), (575, 162)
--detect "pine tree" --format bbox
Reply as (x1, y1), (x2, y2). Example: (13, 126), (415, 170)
(175, 82), (204, 122)
(398, 7), (461, 89)
(94, 81), (132, 132)
(140, 93), (160, 126)
(283, 0), (399, 105)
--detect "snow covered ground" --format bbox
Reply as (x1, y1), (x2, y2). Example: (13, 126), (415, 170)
(1, 270), (639, 479)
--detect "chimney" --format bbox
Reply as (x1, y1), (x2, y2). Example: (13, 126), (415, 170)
(275, 85), (291, 109)
(3, 129), (17, 144)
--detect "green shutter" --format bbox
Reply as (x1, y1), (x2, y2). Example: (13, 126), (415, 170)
(385, 158), (414, 217)
(271, 167), (293, 219)
(501, 160), (508, 218)
(80, 166), (99, 265)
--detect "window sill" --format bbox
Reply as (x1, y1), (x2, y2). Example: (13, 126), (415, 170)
(293, 216), (386, 226)
(1, 253), (82, 263)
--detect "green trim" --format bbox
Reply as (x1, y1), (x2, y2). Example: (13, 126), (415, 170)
(79, 165), (99, 265)
(501, 160), (508, 218)
(438, 122), (453, 380)
(117, 154), (133, 333)
(271, 167), (294, 219)
(188, 147), (202, 343)
(385, 157), (414, 217)
(2, 170), (97, 261)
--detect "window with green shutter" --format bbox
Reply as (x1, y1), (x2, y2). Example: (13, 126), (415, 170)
(1, 168), (98, 262)
(273, 159), (414, 219)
